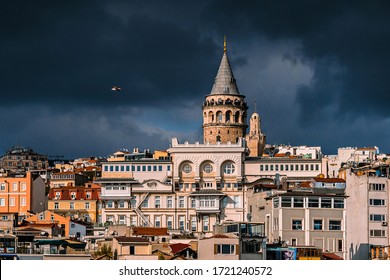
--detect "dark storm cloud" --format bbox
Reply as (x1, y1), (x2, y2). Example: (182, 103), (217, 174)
(1, 0), (390, 157)
(0, 1), (217, 108)
(201, 0), (390, 153)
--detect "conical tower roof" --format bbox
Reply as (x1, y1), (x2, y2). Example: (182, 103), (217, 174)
(209, 38), (241, 96)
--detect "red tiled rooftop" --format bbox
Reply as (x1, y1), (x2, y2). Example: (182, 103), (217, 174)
(133, 227), (168, 236)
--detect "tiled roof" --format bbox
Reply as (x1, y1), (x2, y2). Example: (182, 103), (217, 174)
(209, 47), (240, 96)
(115, 236), (149, 243)
(169, 243), (190, 254)
(313, 178), (346, 183)
(133, 227), (168, 236)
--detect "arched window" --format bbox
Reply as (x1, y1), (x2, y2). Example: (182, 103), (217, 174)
(217, 111), (223, 122)
(216, 135), (221, 142)
(226, 111), (231, 122)
(208, 111), (214, 122)
(235, 111), (240, 123)
(223, 162), (235, 174)
(182, 164), (192, 174)
(203, 163), (213, 174)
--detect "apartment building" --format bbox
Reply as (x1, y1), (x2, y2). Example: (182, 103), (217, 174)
(248, 177), (347, 259)
(49, 171), (90, 188)
(345, 164), (390, 260)
(47, 183), (101, 224)
(0, 146), (48, 173)
(0, 171), (46, 230)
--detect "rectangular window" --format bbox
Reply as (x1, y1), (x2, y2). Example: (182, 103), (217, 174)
(260, 165), (264, 171)
(154, 216), (161, 227)
(337, 239), (343, 252)
(280, 164), (284, 171)
(179, 196), (185, 208)
(70, 202), (74, 209)
(130, 196), (136, 208)
(191, 216), (197, 231)
(118, 215), (126, 225)
(281, 197), (292, 207)
(293, 197), (304, 208)
(310, 164), (314, 171)
(321, 198), (332, 208)
(9, 197), (15, 206)
(295, 164), (299, 171)
(265, 165), (269, 171)
(370, 214), (386, 222)
(270, 165), (274, 171)
(12, 183), (18, 191)
(370, 199), (385, 206)
(118, 200), (126, 208)
(54, 202), (59, 209)
(148, 165), (152, 172)
(137, 166), (141, 172)
(313, 219), (323, 230)
(0, 183), (6, 191)
(329, 220), (341, 230)
(285, 164), (289, 171)
(308, 197), (319, 208)
(21, 183), (26, 191)
(107, 200), (114, 208)
(167, 166), (170, 171)
(115, 165), (119, 172)
(126, 166), (130, 171)
(104, 166), (108, 172)
(131, 165), (135, 172)
(215, 244), (235, 254)
(315, 164), (319, 171)
(0, 198), (5, 206)
(179, 216), (185, 230)
(292, 219), (303, 230)
(334, 198), (344, 208)
(275, 165), (279, 171)
(370, 183), (386, 191)
(20, 197), (26, 206)
(130, 216), (137, 226)
(141, 198), (148, 208)
(167, 196), (173, 208)
(370, 230), (386, 237)
(155, 196), (161, 208)
(153, 165), (157, 171)
(142, 166), (146, 172)
(85, 202), (90, 209)
(167, 216), (173, 230)
(191, 198), (196, 208)
(203, 215), (209, 232)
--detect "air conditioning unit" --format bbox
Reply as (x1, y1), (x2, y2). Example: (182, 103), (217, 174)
(382, 222), (388, 226)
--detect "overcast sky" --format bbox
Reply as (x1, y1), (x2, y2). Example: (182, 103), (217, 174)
(1, 0), (390, 159)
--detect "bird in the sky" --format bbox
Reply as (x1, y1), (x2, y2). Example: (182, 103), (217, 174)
(111, 86), (121, 92)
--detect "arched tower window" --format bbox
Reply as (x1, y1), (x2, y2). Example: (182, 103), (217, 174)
(235, 111), (240, 123)
(226, 111), (231, 122)
(217, 111), (223, 122)
(216, 135), (221, 142)
(208, 111), (214, 122)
